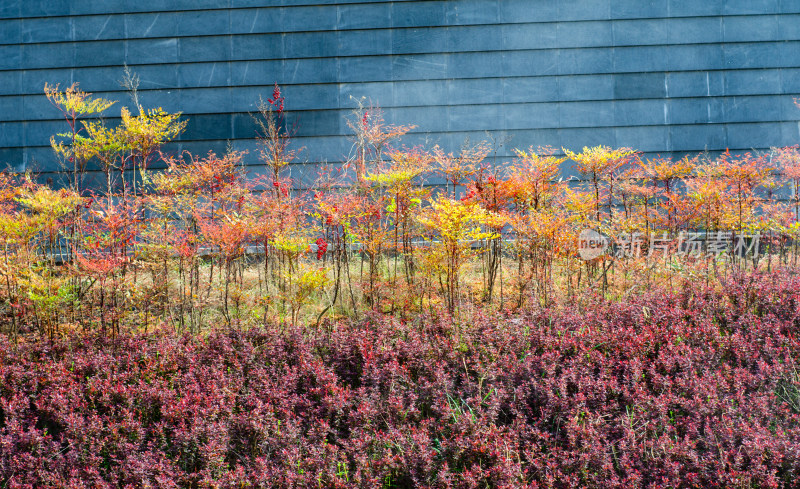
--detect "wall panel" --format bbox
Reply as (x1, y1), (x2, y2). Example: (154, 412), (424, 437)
(0, 0), (798, 183)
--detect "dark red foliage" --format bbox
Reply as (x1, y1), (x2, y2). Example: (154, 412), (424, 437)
(267, 83), (284, 114)
(316, 238), (328, 260)
(272, 180), (289, 197)
(1, 271), (800, 487)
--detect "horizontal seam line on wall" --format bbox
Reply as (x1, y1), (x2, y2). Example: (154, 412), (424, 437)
(8, 120), (797, 150)
(3, 93), (799, 123)
(2, 66), (798, 99)
(1, 5), (793, 24)
(1, 12), (797, 47)
(3, 39), (800, 73)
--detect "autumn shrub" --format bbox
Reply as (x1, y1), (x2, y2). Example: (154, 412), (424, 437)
(3, 81), (800, 336)
(0, 270), (798, 487)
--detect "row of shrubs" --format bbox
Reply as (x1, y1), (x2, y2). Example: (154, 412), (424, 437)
(3, 83), (799, 337)
(1, 270), (798, 487)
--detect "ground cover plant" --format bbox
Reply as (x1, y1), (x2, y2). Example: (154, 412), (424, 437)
(1, 271), (799, 487)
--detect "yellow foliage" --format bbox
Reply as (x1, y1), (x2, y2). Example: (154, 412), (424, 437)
(417, 196), (497, 244)
(44, 82), (115, 117)
(563, 145), (635, 178)
(120, 106), (187, 158)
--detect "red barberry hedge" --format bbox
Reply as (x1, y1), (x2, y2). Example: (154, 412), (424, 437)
(1, 272), (800, 488)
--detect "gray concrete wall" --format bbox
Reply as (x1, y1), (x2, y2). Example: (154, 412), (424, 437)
(1, 0), (800, 185)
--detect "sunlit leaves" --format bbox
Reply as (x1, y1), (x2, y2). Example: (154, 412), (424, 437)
(45, 82), (116, 117)
(417, 195), (499, 312)
(433, 141), (490, 196)
(564, 145), (635, 179)
(506, 146), (566, 210)
(119, 106), (187, 165)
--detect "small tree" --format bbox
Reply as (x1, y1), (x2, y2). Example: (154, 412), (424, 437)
(45, 83), (115, 193)
(417, 195), (496, 315)
(433, 140), (490, 198)
(503, 147), (567, 306)
(564, 145), (635, 223)
(254, 83), (298, 188)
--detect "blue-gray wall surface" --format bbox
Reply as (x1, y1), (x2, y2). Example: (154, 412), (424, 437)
(1, 0), (800, 185)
